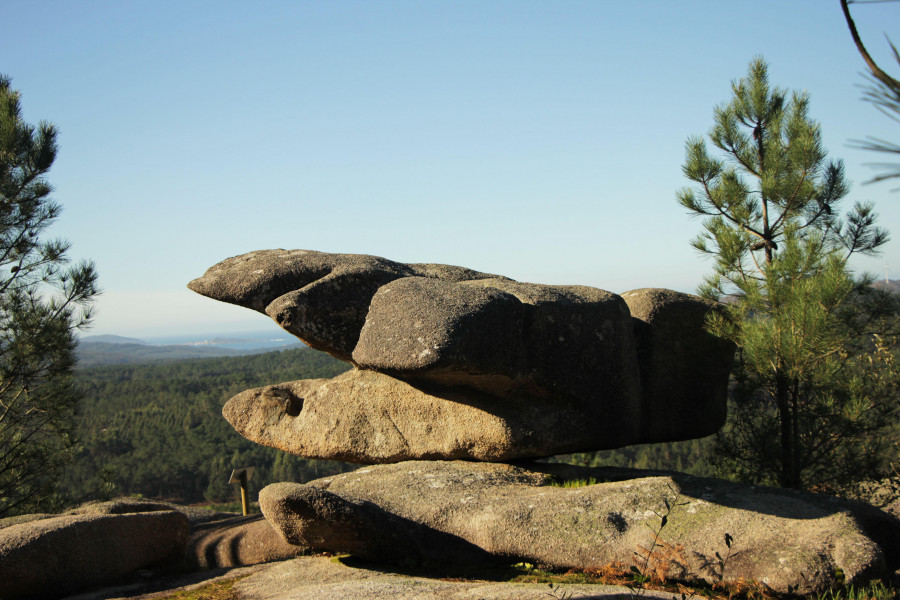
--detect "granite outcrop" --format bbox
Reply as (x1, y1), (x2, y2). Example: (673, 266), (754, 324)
(185, 250), (899, 594)
(259, 461), (900, 595)
(189, 249), (734, 462)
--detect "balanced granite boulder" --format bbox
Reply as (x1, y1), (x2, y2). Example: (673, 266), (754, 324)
(190, 250), (733, 462)
(223, 368), (642, 462)
(260, 461), (900, 595)
(0, 499), (190, 599)
(352, 277), (641, 404)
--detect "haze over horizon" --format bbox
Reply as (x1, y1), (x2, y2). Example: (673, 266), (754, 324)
(2, 1), (899, 339)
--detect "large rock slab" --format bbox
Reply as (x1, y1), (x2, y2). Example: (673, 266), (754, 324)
(0, 499), (190, 599)
(260, 461), (900, 595)
(223, 368), (642, 463)
(260, 482), (495, 567)
(353, 277), (641, 404)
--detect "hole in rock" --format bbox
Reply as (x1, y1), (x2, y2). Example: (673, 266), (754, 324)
(284, 395), (304, 417)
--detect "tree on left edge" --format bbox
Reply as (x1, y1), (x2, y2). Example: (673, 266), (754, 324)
(0, 75), (99, 517)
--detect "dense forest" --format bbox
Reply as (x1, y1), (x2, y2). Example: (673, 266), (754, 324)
(551, 438), (717, 478)
(63, 347), (355, 505)
(63, 346), (719, 507)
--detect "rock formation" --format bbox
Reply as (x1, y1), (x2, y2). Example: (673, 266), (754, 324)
(187, 250), (900, 594)
(0, 499), (190, 599)
(189, 249), (734, 462)
(258, 461), (900, 595)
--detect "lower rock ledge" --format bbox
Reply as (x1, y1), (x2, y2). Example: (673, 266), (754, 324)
(258, 461), (900, 596)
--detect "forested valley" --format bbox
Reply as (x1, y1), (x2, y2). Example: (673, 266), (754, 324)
(64, 347), (355, 506)
(64, 346), (720, 508)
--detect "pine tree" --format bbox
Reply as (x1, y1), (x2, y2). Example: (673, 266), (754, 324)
(0, 75), (99, 516)
(678, 58), (899, 491)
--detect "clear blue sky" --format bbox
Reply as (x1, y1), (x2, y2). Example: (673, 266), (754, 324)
(2, 1), (898, 338)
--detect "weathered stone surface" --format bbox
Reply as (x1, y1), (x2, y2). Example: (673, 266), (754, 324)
(230, 555), (677, 600)
(0, 499), (179, 532)
(0, 500), (190, 599)
(187, 514), (308, 569)
(187, 249), (500, 361)
(259, 483), (494, 566)
(0, 512), (54, 529)
(352, 277), (529, 389)
(260, 461), (900, 595)
(60, 555), (676, 600)
(68, 498), (177, 516)
(191, 251), (644, 407)
(354, 277), (642, 406)
(622, 288), (734, 442)
(223, 368), (642, 463)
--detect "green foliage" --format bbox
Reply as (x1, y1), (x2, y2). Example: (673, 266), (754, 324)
(152, 576), (248, 600)
(816, 580), (898, 600)
(548, 477), (603, 488)
(59, 347), (353, 505)
(628, 487), (688, 590)
(679, 58), (900, 490)
(0, 75), (99, 517)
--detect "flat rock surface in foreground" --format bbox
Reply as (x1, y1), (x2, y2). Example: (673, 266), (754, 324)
(63, 555), (674, 600)
(261, 461), (900, 595)
(231, 555), (673, 600)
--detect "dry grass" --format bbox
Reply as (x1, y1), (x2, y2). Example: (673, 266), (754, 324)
(150, 575), (249, 600)
(507, 560), (900, 600)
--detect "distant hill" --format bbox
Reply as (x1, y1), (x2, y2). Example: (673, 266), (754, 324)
(76, 340), (302, 367)
(180, 337), (259, 346)
(80, 334), (148, 345)
(873, 279), (900, 295)
(717, 279), (900, 305)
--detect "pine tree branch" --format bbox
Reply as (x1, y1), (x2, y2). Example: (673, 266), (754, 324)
(699, 180), (767, 240)
(841, 0), (900, 91)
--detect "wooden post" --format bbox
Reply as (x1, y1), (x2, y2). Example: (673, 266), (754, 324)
(228, 467), (255, 516)
(238, 471), (249, 516)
